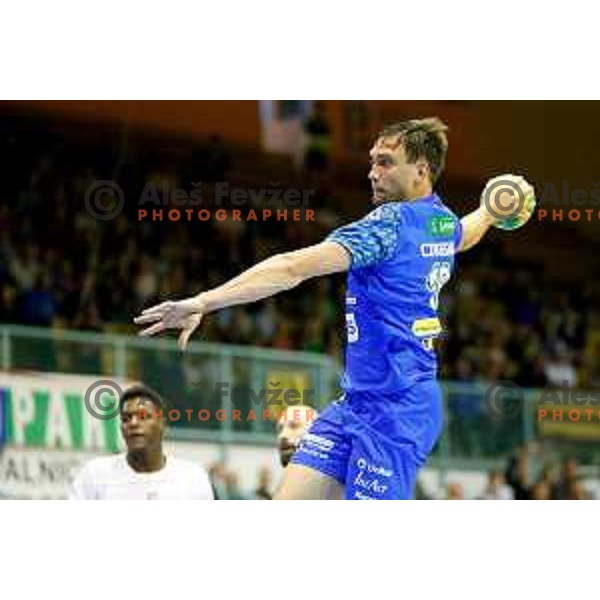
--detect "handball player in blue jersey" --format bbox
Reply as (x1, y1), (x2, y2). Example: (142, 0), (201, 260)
(134, 118), (534, 500)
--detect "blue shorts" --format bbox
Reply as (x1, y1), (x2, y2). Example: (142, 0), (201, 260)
(290, 379), (443, 500)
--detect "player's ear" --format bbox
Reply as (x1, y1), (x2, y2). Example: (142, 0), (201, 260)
(157, 409), (166, 435)
(415, 160), (430, 183)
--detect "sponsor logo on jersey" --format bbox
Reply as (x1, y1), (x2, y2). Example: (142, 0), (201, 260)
(420, 242), (455, 257)
(428, 215), (456, 236)
(412, 317), (442, 337)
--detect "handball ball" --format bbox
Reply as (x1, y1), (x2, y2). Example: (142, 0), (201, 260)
(494, 191), (536, 230)
(481, 174), (536, 231)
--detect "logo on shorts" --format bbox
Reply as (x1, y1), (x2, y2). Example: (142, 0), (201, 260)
(302, 433), (334, 451)
(356, 458), (393, 478)
(346, 313), (359, 343)
(353, 458), (393, 500)
(354, 471), (388, 495)
(298, 433), (334, 461)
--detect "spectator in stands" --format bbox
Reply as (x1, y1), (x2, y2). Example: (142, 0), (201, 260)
(446, 482), (464, 500)
(544, 342), (578, 388)
(505, 448), (531, 500)
(303, 101), (331, 174)
(302, 318), (326, 354)
(518, 355), (549, 388)
(19, 273), (57, 326)
(72, 298), (103, 332)
(256, 298), (278, 343)
(552, 457), (579, 499)
(0, 282), (18, 323)
(224, 470), (247, 500)
(537, 462), (558, 491)
(567, 479), (591, 500)
(8, 243), (40, 292)
(134, 255), (159, 303)
(529, 481), (551, 500)
(254, 466), (273, 500)
(480, 469), (514, 500)
(208, 461), (229, 500)
(414, 478), (432, 500)
(273, 321), (294, 351)
(566, 479), (589, 500)
(448, 357), (482, 457)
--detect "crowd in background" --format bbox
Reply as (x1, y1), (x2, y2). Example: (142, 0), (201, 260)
(442, 257), (600, 389)
(0, 113), (346, 361)
(440, 443), (597, 499)
(209, 444), (597, 499)
(445, 448), (598, 500)
(2, 110), (599, 390)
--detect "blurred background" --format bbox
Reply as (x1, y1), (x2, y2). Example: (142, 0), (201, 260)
(2, 100), (600, 499)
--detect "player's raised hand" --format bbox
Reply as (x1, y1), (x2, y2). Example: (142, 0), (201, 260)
(480, 174), (536, 229)
(133, 296), (206, 351)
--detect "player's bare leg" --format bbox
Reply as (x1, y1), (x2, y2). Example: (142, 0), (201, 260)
(274, 464), (344, 500)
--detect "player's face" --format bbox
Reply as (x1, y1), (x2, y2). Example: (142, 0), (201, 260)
(368, 137), (429, 204)
(276, 414), (312, 467)
(120, 397), (164, 453)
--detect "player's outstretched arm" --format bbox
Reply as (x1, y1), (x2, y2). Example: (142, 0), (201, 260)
(133, 241), (350, 350)
(457, 174), (535, 252)
(457, 205), (497, 252)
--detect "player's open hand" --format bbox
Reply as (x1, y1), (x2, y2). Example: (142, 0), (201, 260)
(133, 296), (206, 351)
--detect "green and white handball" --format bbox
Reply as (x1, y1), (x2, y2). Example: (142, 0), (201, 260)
(480, 174), (536, 231)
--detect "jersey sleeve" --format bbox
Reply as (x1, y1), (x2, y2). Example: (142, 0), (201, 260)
(194, 467), (215, 500)
(68, 463), (96, 500)
(453, 216), (463, 251)
(326, 203), (402, 269)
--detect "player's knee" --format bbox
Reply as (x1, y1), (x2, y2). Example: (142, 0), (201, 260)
(273, 467), (310, 500)
(275, 465), (343, 500)
(273, 474), (301, 500)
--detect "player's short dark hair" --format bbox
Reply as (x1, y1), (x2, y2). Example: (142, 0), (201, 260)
(119, 384), (164, 412)
(377, 117), (449, 184)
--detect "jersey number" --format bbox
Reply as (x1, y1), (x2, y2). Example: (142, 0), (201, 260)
(425, 261), (451, 310)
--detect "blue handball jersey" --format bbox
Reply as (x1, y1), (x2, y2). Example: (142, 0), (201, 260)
(327, 194), (463, 394)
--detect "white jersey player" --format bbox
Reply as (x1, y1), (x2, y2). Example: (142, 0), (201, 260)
(70, 385), (213, 500)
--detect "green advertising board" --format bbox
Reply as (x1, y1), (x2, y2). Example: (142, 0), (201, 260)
(0, 373), (131, 453)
